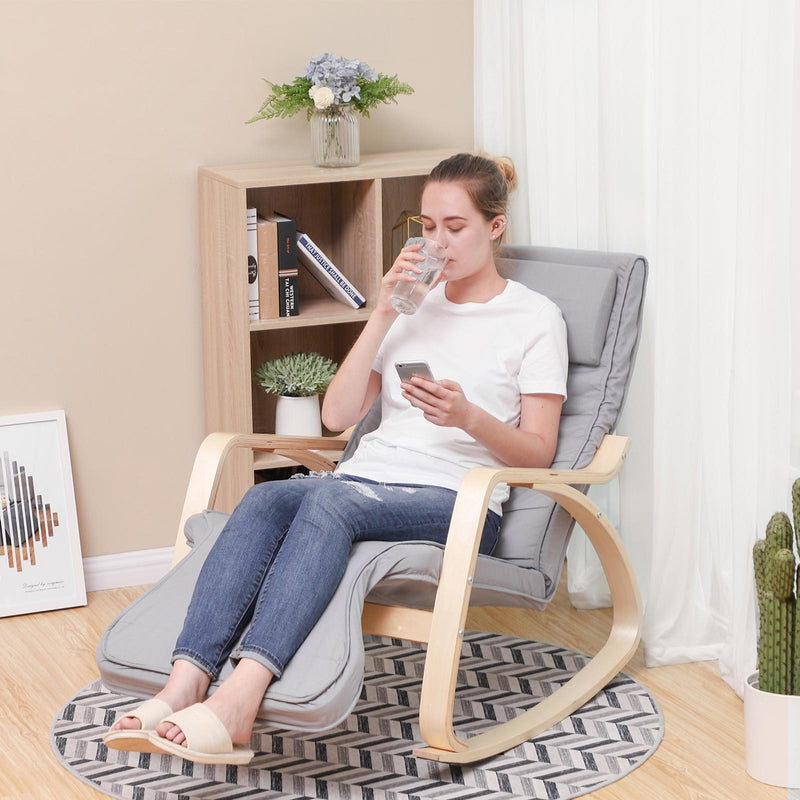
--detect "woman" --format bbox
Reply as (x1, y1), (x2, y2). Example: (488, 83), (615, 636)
(104, 152), (568, 765)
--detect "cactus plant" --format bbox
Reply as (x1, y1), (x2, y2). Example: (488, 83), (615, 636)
(794, 478), (800, 553)
(753, 478), (800, 694)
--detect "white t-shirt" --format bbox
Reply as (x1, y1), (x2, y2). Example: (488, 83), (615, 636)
(336, 279), (568, 514)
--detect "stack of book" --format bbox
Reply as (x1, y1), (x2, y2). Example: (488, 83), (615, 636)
(247, 210), (300, 320)
(247, 208), (365, 320)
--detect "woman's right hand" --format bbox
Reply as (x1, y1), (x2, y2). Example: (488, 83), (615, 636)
(375, 242), (426, 314)
(323, 244), (428, 430)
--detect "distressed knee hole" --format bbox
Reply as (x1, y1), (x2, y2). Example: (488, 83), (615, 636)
(342, 481), (384, 502)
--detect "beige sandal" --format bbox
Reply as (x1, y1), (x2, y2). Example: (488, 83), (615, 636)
(148, 702), (254, 765)
(103, 697), (173, 753)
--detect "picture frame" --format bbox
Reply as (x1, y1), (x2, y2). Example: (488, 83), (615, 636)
(0, 410), (86, 617)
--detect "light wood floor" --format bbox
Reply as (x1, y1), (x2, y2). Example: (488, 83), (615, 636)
(2, 576), (783, 800)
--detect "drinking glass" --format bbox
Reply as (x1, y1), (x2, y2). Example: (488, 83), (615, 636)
(390, 238), (448, 315)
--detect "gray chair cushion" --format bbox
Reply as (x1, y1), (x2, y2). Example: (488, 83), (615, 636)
(97, 510), (549, 731)
(96, 245), (647, 732)
(489, 247), (647, 588)
(99, 510), (410, 730)
(498, 258), (616, 367)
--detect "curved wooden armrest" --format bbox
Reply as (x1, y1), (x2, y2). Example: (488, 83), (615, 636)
(415, 433), (641, 761)
(172, 430), (352, 565)
(410, 434), (630, 587)
(502, 434), (630, 487)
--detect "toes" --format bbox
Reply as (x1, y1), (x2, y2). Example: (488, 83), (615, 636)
(155, 721), (187, 747)
(112, 716), (143, 732)
(167, 725), (186, 744)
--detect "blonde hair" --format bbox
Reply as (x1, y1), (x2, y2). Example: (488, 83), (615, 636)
(425, 152), (517, 247)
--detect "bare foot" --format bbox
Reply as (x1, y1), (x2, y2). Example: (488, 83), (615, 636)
(109, 660), (211, 732)
(156, 659), (273, 747)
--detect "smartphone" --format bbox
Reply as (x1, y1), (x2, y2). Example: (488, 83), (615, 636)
(395, 360), (435, 383)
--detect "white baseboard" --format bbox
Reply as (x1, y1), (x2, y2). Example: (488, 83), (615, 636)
(83, 546), (174, 592)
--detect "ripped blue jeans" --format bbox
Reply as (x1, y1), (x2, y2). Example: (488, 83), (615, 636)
(173, 474), (501, 679)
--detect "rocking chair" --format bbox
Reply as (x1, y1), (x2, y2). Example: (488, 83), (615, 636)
(97, 244), (647, 764)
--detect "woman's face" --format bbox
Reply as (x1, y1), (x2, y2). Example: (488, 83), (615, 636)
(419, 181), (503, 282)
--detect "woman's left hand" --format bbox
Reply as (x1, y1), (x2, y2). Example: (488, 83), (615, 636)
(400, 376), (476, 430)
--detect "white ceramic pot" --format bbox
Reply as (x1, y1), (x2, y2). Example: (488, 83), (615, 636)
(744, 671), (800, 787)
(274, 394), (322, 437)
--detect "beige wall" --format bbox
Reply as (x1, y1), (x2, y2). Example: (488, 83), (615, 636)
(0, 0), (474, 558)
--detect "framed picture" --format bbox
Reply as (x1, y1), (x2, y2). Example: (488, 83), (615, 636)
(0, 410), (86, 616)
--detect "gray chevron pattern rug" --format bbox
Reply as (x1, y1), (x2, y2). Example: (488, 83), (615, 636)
(52, 632), (663, 800)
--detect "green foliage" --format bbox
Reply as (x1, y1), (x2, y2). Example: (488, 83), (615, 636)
(353, 74), (414, 118)
(254, 352), (337, 398)
(246, 78), (315, 122)
(753, 479), (800, 694)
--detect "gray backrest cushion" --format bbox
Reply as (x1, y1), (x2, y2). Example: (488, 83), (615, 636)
(492, 246), (647, 586)
(341, 246), (647, 599)
(499, 259), (617, 367)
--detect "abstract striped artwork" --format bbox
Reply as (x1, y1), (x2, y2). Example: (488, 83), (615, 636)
(52, 632), (664, 800)
(0, 451), (60, 574)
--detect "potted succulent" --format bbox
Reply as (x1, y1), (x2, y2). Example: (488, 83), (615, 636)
(746, 477), (800, 787)
(245, 53), (413, 167)
(254, 351), (337, 436)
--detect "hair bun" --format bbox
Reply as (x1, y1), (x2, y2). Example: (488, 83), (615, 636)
(492, 155), (518, 194)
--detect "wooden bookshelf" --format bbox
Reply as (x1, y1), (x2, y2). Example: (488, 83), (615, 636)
(199, 149), (453, 510)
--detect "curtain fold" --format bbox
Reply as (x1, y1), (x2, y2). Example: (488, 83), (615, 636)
(475, 0), (799, 695)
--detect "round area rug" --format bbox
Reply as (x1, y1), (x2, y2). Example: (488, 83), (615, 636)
(52, 632), (663, 800)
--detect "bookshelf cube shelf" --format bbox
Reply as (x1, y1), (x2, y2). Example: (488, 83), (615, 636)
(198, 149), (453, 509)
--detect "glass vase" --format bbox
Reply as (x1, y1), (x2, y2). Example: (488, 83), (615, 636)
(310, 103), (360, 167)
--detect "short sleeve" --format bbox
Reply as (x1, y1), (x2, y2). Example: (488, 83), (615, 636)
(372, 340), (384, 374)
(518, 303), (569, 399)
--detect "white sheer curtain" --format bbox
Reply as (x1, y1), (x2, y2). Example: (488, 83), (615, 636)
(475, 0), (799, 695)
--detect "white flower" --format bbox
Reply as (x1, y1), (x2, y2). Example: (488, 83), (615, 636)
(308, 85), (335, 110)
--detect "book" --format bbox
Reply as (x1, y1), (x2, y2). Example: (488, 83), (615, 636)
(255, 217), (280, 319)
(296, 231), (366, 309)
(269, 213), (300, 317)
(246, 207), (259, 321)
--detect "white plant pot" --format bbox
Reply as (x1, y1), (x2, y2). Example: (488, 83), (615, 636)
(274, 394), (321, 437)
(744, 671), (800, 787)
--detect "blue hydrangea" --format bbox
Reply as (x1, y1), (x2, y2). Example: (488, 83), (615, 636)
(301, 53), (379, 105)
